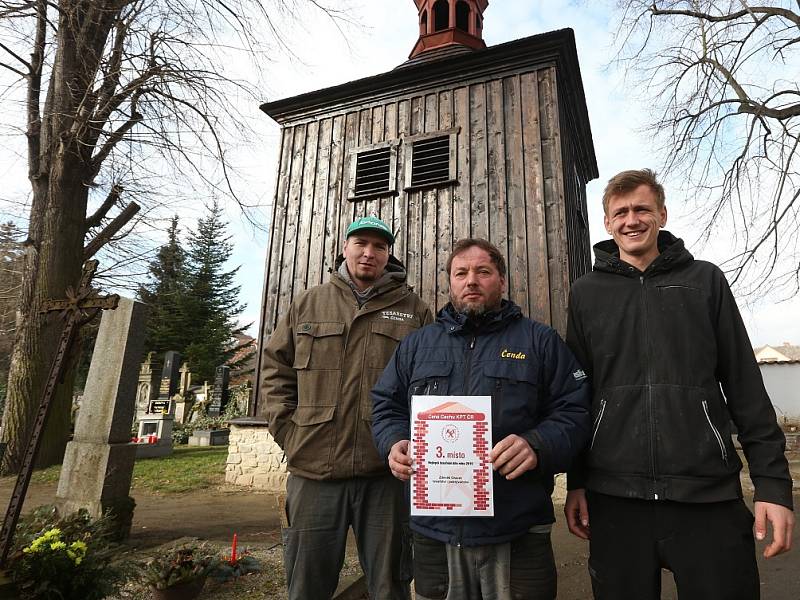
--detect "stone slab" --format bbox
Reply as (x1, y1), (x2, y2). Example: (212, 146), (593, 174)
(188, 429), (229, 446)
(73, 298), (148, 444)
(134, 442), (173, 459)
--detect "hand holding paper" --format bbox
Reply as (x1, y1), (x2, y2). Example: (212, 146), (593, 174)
(389, 439), (413, 481)
(489, 434), (538, 480)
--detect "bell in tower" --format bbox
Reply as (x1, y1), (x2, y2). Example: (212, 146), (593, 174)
(409, 0), (488, 59)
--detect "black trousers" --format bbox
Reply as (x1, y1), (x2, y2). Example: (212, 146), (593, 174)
(587, 491), (759, 600)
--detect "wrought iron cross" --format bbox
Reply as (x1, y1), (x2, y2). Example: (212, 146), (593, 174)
(0, 259), (119, 566)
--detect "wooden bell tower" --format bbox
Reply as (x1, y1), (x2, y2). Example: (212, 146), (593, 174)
(410, 0), (488, 58)
(254, 0), (599, 414)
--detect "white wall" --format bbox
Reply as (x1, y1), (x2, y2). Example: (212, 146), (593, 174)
(760, 363), (800, 423)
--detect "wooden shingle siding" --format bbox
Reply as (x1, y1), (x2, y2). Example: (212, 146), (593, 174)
(260, 65), (591, 341)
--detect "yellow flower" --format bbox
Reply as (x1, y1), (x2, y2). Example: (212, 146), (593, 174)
(24, 528), (63, 554)
(50, 541), (67, 551)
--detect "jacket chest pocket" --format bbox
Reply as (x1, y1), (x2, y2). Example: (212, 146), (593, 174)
(294, 322), (345, 370)
(483, 361), (539, 436)
(367, 320), (414, 369)
(409, 362), (453, 401)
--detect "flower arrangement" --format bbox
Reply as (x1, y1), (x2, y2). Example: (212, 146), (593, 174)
(143, 542), (220, 591)
(7, 506), (128, 600)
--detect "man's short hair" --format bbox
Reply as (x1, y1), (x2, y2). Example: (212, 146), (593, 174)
(446, 238), (506, 278)
(602, 169), (665, 214)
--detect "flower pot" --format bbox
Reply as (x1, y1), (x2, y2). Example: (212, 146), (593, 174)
(151, 576), (206, 600)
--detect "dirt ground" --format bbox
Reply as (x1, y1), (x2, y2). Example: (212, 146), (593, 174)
(3, 455), (799, 599)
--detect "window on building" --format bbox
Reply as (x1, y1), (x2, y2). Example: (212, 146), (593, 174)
(456, 1), (470, 32)
(476, 13), (482, 32)
(433, 0), (449, 32)
(404, 128), (459, 190)
(347, 140), (399, 201)
(420, 10), (427, 35)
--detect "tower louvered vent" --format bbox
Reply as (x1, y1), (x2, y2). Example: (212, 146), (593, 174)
(355, 147), (392, 196)
(411, 135), (450, 187)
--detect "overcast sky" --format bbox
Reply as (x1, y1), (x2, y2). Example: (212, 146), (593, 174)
(225, 0), (800, 347)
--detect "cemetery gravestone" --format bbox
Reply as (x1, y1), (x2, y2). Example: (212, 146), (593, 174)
(208, 365), (230, 417)
(55, 298), (147, 539)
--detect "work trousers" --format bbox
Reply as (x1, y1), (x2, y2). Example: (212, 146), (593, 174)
(587, 491), (760, 600)
(282, 474), (411, 600)
(413, 531), (557, 600)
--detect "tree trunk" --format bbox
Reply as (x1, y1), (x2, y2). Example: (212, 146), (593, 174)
(0, 178), (87, 474)
(0, 1), (122, 474)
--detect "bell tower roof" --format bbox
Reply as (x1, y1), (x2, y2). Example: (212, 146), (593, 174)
(409, 0), (488, 60)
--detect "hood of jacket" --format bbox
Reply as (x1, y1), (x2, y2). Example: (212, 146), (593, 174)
(592, 230), (694, 277)
(333, 253), (409, 298)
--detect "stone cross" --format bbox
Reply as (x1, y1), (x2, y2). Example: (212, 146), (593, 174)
(0, 260), (119, 566)
(55, 297), (148, 539)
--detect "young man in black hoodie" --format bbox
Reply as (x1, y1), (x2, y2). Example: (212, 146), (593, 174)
(564, 169), (794, 599)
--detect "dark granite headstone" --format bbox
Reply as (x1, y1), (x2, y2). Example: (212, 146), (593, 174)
(208, 365), (230, 417)
(158, 351), (182, 398)
(148, 351), (181, 414)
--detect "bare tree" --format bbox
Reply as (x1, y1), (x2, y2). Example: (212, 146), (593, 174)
(611, 1), (800, 296)
(0, 0), (348, 473)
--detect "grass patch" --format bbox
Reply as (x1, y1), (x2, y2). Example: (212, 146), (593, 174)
(30, 463), (62, 485)
(25, 446), (228, 495)
(131, 446), (227, 494)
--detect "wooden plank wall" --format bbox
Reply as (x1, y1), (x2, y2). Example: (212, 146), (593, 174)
(262, 65), (587, 338)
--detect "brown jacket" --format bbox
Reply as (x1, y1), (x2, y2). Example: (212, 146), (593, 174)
(261, 269), (432, 480)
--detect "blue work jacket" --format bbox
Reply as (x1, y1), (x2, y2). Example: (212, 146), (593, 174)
(371, 300), (591, 546)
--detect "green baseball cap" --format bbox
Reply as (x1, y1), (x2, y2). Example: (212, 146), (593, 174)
(345, 216), (394, 244)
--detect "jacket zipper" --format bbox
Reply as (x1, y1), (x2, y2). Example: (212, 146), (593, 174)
(462, 335), (477, 394)
(590, 399), (607, 450)
(702, 400), (728, 463)
(456, 334), (477, 548)
(640, 275), (659, 500)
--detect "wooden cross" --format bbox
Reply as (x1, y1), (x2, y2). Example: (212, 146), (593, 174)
(0, 259), (119, 566)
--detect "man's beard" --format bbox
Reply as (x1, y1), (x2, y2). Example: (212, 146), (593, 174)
(451, 295), (493, 317)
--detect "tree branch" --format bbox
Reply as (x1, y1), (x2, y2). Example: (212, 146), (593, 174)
(0, 41), (31, 70)
(650, 5), (800, 28)
(0, 62), (26, 77)
(85, 184), (123, 230)
(83, 201), (140, 260)
(88, 99), (144, 178)
(26, 0), (46, 183)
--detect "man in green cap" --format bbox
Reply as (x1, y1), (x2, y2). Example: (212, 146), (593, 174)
(262, 216), (432, 600)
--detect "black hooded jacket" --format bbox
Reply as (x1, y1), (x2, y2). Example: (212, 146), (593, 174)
(566, 231), (793, 509)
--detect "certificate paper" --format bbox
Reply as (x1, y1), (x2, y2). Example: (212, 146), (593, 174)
(410, 395), (493, 517)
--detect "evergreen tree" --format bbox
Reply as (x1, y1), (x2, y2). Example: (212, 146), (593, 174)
(138, 216), (188, 356)
(182, 202), (249, 383)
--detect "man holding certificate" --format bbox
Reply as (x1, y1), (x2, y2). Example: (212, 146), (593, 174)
(372, 238), (591, 600)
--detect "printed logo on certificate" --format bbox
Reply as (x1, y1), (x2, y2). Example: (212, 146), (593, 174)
(410, 395), (493, 517)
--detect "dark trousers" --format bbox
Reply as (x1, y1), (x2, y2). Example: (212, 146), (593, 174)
(282, 474), (411, 600)
(413, 531), (557, 600)
(587, 491), (759, 600)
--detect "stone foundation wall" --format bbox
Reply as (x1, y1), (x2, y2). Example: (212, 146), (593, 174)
(225, 419), (287, 491)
